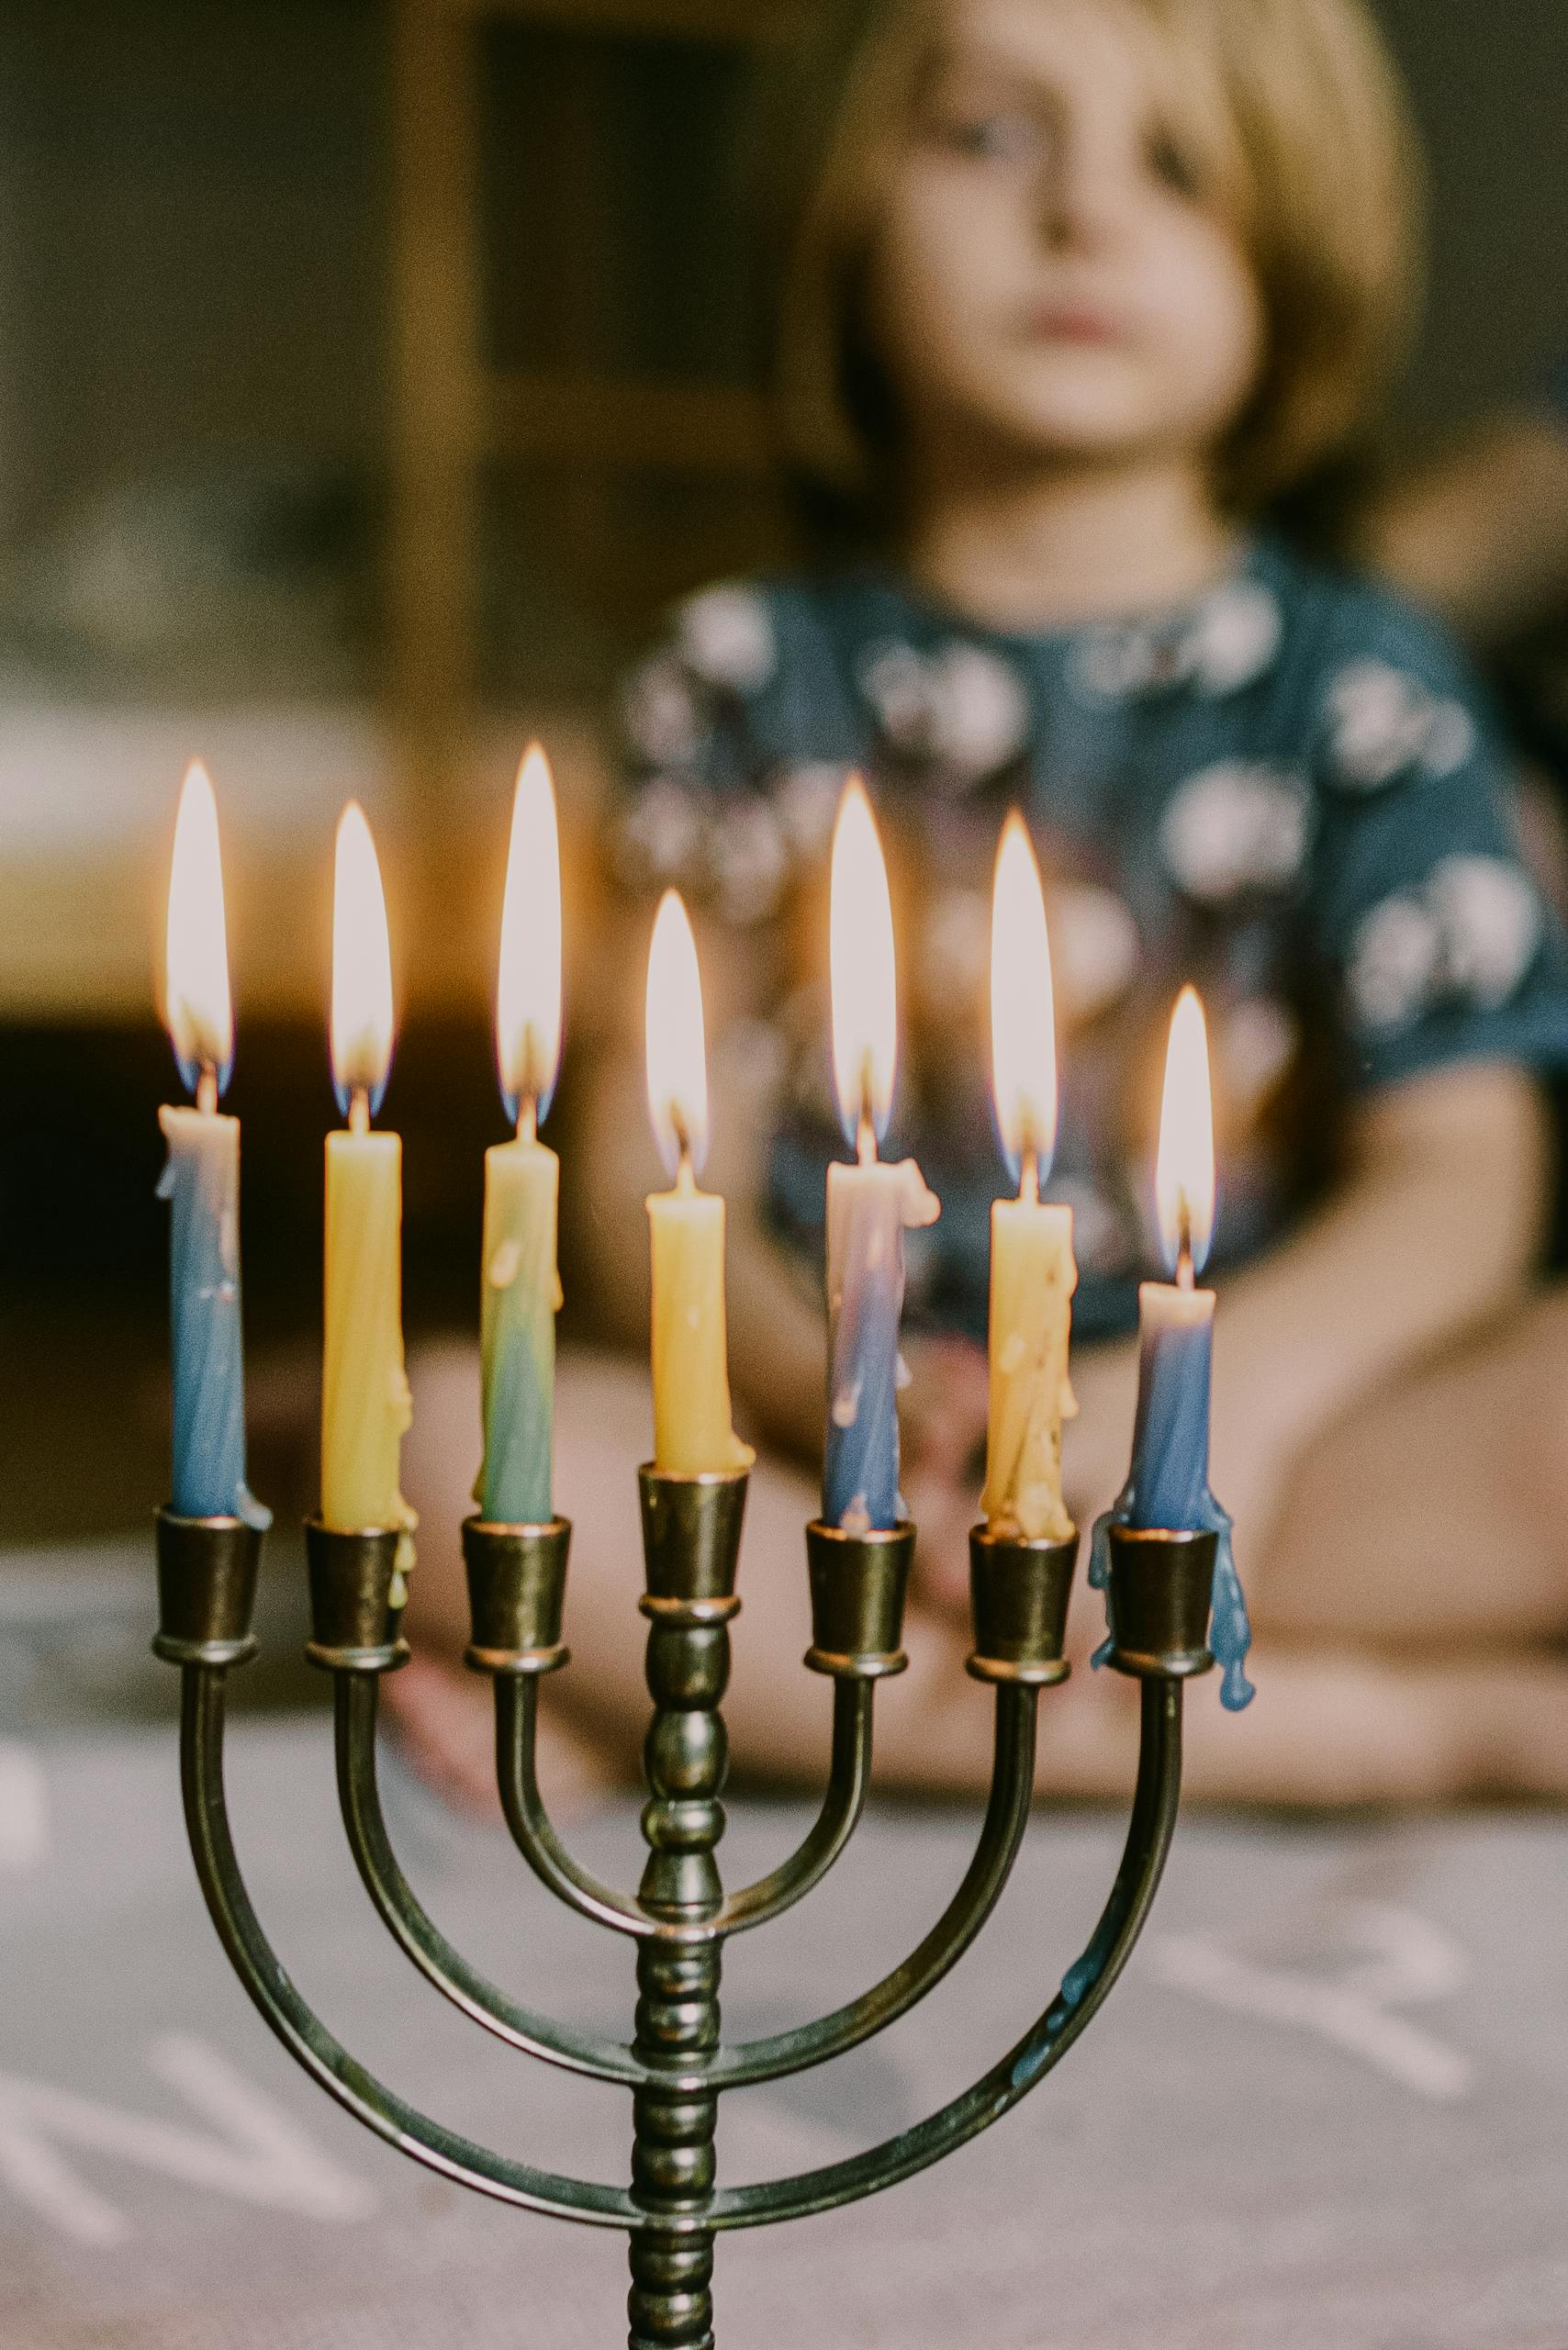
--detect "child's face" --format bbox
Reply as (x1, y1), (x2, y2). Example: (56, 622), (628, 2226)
(867, 0), (1264, 480)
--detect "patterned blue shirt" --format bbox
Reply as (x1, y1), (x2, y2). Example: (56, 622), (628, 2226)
(612, 538), (1568, 1340)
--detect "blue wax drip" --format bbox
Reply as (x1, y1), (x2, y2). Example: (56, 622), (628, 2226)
(1056, 1902), (1125, 2019)
(1088, 1309), (1254, 1713)
(823, 1192), (905, 1532)
(158, 1129), (271, 1531)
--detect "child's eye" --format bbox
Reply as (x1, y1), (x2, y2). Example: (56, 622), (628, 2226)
(936, 108), (1048, 169)
(1146, 129), (1203, 201)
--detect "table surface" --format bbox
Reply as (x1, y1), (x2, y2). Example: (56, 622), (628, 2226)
(3, 1550), (1568, 2349)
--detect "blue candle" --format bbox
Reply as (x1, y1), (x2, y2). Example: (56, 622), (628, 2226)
(159, 764), (269, 1531)
(1125, 1283), (1219, 1533)
(1091, 989), (1250, 1708)
(823, 778), (938, 1533)
(824, 1155), (937, 1532)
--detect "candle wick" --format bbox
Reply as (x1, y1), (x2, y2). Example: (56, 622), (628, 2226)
(856, 1068), (879, 1166)
(670, 1105), (699, 1194)
(1177, 1210), (1196, 1293)
(1019, 1147), (1040, 1207)
(855, 1060), (880, 1167)
(350, 1089), (371, 1137)
(196, 1066), (218, 1118)
(517, 1094), (538, 1147)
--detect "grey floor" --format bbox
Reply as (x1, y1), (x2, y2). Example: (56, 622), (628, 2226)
(4, 1550), (1568, 2349)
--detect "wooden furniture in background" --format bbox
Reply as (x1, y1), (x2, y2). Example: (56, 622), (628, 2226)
(387, 0), (801, 998)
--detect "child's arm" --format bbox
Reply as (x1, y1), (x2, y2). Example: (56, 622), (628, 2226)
(1361, 406), (1568, 651)
(1071, 1059), (1549, 1565)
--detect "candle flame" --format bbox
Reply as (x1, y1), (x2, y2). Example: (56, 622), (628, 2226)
(1156, 986), (1216, 1275)
(645, 890), (709, 1181)
(990, 813), (1058, 1185)
(496, 744), (563, 1125)
(164, 760), (234, 1098)
(829, 778), (897, 1148)
(330, 801), (395, 1118)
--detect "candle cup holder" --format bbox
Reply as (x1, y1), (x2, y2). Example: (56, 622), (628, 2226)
(803, 1521), (913, 1679)
(639, 1465), (747, 1617)
(304, 1519), (410, 1675)
(967, 1528), (1077, 1686)
(463, 1518), (572, 1676)
(153, 1508), (263, 1669)
(1103, 1526), (1217, 1680)
(160, 1459), (1206, 2348)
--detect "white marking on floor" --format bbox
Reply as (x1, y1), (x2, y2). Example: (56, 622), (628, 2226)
(0, 1742), (49, 1877)
(0, 2033), (377, 2244)
(1149, 1901), (1473, 2101)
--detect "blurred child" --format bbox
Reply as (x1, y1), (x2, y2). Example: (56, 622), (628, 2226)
(398, 0), (1568, 1810)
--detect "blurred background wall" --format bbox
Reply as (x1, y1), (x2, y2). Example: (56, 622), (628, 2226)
(0, 0), (1562, 1549)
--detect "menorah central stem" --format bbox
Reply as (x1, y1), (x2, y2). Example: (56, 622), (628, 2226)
(627, 1582), (734, 2349)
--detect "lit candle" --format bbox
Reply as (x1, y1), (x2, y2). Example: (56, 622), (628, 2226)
(823, 780), (938, 1535)
(321, 802), (416, 1552)
(476, 747), (565, 1526)
(157, 763), (270, 1529)
(1092, 988), (1253, 1709)
(644, 890), (754, 1478)
(980, 814), (1077, 1544)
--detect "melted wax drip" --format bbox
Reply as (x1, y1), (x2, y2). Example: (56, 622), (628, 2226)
(1089, 1485), (1255, 1713)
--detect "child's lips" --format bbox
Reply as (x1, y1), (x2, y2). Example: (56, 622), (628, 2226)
(1025, 302), (1127, 347)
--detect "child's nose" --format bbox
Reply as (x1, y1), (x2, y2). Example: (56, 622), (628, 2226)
(1034, 139), (1133, 252)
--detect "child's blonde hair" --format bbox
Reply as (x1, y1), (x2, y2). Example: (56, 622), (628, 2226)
(771, 0), (1424, 529)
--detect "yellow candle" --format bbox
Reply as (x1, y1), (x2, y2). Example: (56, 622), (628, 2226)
(644, 892), (753, 1477)
(648, 1165), (749, 1476)
(983, 813), (1077, 1540)
(323, 1119), (413, 1529)
(982, 1188), (1077, 1541)
(320, 802), (415, 1542)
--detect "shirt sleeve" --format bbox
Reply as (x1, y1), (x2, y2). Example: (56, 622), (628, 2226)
(1307, 590), (1568, 1089)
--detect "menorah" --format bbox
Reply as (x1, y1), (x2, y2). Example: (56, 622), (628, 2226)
(154, 1465), (1217, 2349)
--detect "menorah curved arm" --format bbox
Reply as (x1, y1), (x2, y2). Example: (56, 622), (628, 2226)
(710, 1680), (1183, 2230)
(711, 1680), (1039, 2088)
(180, 1665), (644, 2229)
(495, 1676), (660, 1939)
(331, 1673), (649, 2087)
(713, 1679), (875, 1935)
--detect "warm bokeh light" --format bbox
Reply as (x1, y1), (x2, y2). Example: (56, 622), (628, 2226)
(645, 890), (709, 1181)
(330, 801), (395, 1118)
(829, 778), (897, 1149)
(164, 761), (235, 1098)
(1156, 986), (1216, 1275)
(991, 813), (1058, 1184)
(496, 744), (563, 1125)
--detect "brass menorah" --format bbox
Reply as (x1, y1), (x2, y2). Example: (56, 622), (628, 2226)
(155, 1464), (1217, 2348)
